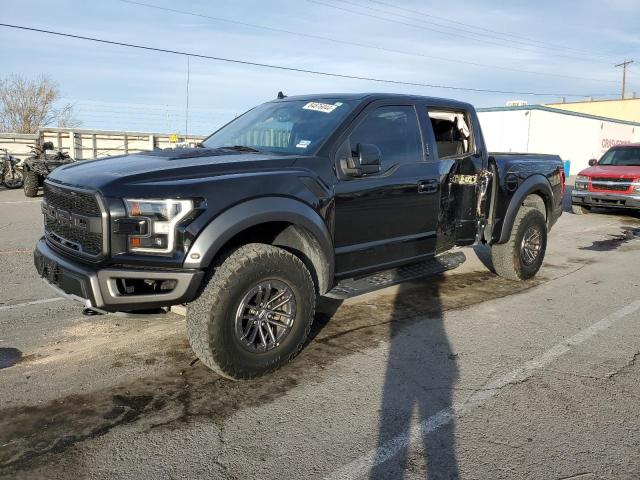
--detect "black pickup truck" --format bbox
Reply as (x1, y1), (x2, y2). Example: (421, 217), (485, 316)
(34, 93), (564, 379)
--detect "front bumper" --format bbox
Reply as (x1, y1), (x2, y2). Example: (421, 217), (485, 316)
(34, 238), (204, 312)
(571, 190), (640, 209)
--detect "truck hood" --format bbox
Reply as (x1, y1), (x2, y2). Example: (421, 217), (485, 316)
(47, 148), (299, 193)
(579, 165), (640, 178)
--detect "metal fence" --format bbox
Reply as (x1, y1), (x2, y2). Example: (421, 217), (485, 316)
(0, 128), (205, 160)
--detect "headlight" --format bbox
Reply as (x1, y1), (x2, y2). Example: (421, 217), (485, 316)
(123, 199), (193, 254)
(575, 175), (589, 190)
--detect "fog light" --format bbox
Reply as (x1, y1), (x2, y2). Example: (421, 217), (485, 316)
(160, 280), (177, 292)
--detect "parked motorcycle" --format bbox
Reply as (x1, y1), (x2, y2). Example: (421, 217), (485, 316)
(1, 149), (24, 189)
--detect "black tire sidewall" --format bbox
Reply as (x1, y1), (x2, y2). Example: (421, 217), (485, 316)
(3, 171), (23, 189)
(208, 250), (314, 376)
(513, 209), (547, 280)
(23, 171), (39, 197)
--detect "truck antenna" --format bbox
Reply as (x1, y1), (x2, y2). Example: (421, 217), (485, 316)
(277, 91), (286, 99)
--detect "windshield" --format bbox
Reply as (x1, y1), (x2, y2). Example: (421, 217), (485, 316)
(598, 147), (640, 166)
(202, 99), (356, 154)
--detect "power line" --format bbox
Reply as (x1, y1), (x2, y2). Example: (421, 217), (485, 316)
(117, 0), (617, 84)
(309, 0), (609, 63)
(364, 0), (612, 59)
(0, 23), (618, 98)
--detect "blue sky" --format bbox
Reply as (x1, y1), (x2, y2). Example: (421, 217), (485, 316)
(2, 0), (639, 134)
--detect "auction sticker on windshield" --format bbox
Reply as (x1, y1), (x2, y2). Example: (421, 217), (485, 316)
(303, 102), (339, 113)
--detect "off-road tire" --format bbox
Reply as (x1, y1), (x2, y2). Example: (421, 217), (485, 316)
(1, 166), (23, 189)
(23, 171), (39, 197)
(491, 207), (547, 281)
(571, 204), (590, 215)
(186, 243), (316, 380)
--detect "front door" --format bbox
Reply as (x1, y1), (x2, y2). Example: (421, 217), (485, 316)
(426, 107), (487, 249)
(333, 103), (441, 277)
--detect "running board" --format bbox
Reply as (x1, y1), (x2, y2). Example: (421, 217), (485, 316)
(325, 251), (466, 300)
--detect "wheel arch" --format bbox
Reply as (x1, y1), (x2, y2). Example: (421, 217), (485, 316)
(183, 197), (334, 295)
(496, 174), (553, 244)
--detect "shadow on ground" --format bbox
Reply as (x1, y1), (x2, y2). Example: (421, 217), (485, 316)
(0, 348), (22, 370)
(369, 276), (459, 479)
(0, 270), (546, 477)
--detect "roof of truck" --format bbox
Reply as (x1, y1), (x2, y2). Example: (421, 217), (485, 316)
(273, 93), (474, 110)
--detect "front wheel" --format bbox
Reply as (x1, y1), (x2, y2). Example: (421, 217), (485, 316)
(186, 243), (316, 380)
(23, 171), (39, 197)
(1, 166), (23, 189)
(491, 207), (547, 281)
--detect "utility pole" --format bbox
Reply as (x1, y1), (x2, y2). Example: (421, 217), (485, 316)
(615, 59), (634, 99)
(185, 55), (190, 142)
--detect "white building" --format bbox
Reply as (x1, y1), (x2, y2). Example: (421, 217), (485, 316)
(477, 105), (640, 175)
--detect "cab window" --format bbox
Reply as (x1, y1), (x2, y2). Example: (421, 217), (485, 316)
(428, 109), (473, 159)
(347, 105), (423, 170)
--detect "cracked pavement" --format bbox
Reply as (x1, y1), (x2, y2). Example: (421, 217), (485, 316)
(0, 186), (639, 479)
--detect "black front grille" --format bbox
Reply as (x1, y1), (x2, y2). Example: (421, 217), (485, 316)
(590, 177), (631, 192)
(43, 183), (102, 216)
(591, 177), (629, 183)
(43, 183), (104, 257)
(45, 217), (103, 255)
(592, 183), (630, 192)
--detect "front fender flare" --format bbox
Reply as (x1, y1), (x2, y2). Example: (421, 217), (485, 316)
(496, 174), (553, 244)
(183, 197), (334, 291)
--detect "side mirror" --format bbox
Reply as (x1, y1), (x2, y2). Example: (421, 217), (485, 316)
(42, 141), (55, 151)
(357, 143), (382, 174)
(588, 158), (598, 166)
(342, 143), (381, 177)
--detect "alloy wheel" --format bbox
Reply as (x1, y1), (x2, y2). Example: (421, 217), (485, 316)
(234, 280), (297, 352)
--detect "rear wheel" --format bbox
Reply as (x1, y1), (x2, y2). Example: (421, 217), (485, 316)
(186, 243), (316, 380)
(491, 207), (547, 281)
(23, 171), (39, 197)
(571, 204), (590, 215)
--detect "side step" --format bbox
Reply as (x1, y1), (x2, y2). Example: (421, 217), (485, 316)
(325, 251), (466, 300)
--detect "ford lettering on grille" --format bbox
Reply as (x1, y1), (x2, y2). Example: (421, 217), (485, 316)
(42, 202), (90, 231)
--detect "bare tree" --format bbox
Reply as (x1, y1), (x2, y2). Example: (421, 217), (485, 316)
(0, 74), (81, 133)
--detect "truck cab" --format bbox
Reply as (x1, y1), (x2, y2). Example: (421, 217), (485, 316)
(330, 96), (488, 275)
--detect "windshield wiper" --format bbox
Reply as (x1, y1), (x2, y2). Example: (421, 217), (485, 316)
(219, 145), (261, 153)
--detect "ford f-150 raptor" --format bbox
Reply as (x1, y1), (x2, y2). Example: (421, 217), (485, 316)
(34, 93), (564, 379)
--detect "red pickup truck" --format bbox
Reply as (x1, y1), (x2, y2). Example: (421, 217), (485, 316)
(572, 144), (640, 214)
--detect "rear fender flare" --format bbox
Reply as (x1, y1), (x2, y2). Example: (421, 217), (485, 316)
(183, 197), (334, 293)
(497, 174), (552, 244)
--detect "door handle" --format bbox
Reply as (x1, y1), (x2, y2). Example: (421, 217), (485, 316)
(418, 179), (439, 194)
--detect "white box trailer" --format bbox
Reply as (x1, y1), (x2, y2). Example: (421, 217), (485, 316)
(477, 105), (640, 175)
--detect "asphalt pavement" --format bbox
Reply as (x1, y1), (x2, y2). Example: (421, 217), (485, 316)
(0, 185), (639, 480)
